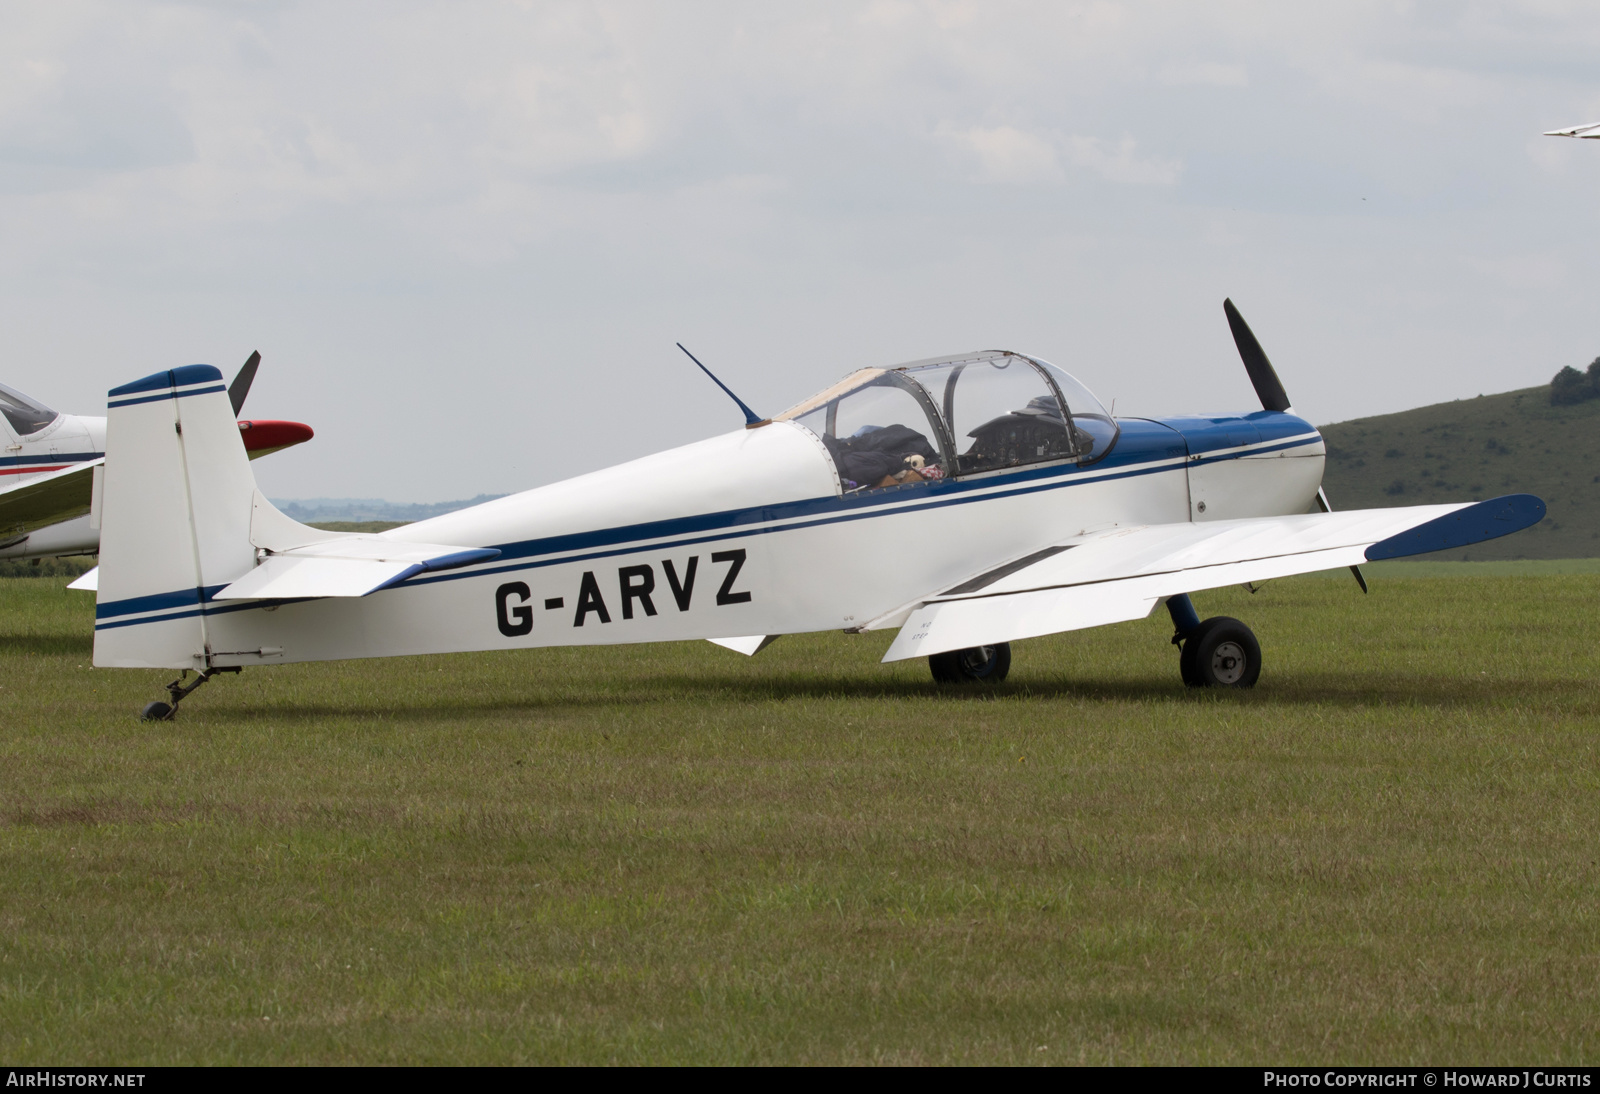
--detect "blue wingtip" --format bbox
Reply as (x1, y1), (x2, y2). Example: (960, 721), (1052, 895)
(1365, 494), (1546, 561)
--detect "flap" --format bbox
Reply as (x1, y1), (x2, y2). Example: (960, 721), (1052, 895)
(215, 538), (500, 600)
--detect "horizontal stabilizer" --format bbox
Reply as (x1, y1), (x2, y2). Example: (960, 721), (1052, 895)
(67, 566), (98, 591)
(215, 539), (500, 600)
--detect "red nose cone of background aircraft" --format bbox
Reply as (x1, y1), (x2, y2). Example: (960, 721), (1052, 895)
(237, 419), (314, 458)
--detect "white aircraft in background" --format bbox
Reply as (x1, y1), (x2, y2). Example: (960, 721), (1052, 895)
(0, 353), (312, 563)
(86, 301), (1544, 720)
(1545, 123), (1600, 138)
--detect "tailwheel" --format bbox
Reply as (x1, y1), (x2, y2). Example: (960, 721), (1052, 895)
(929, 642), (1011, 685)
(135, 666), (241, 721)
(1178, 616), (1260, 689)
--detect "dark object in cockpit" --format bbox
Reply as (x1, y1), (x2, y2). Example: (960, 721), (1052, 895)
(826, 424), (939, 489)
(964, 395), (1083, 473)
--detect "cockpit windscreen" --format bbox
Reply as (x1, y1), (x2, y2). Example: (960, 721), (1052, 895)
(778, 352), (1118, 493)
(0, 383), (58, 436)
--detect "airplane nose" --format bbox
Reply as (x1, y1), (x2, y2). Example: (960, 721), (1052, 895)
(237, 419), (315, 457)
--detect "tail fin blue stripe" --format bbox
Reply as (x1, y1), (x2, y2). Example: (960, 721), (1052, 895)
(108, 383), (227, 409)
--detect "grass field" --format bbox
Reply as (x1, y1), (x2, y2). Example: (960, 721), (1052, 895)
(2, 570), (1598, 1065)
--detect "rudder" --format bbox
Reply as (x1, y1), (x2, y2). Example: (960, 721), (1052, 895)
(93, 366), (259, 668)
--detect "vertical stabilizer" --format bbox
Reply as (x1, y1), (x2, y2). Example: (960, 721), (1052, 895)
(94, 366), (260, 668)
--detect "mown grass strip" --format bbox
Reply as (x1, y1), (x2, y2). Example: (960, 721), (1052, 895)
(0, 574), (1596, 1064)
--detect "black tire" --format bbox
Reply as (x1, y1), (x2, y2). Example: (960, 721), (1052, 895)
(1178, 617), (1260, 689)
(929, 642), (1011, 684)
(139, 701), (173, 722)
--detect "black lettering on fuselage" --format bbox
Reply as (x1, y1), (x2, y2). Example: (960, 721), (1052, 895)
(496, 582), (533, 637)
(619, 564), (658, 620)
(574, 571), (611, 626)
(662, 556), (697, 611)
(711, 549), (752, 605)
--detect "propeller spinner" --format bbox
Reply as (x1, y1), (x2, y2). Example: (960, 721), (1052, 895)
(224, 350), (317, 458)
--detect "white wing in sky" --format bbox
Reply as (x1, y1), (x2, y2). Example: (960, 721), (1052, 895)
(1544, 123), (1600, 138)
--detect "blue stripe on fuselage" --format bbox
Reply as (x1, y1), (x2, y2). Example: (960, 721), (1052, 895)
(0, 451), (103, 468)
(1152, 410), (1315, 456)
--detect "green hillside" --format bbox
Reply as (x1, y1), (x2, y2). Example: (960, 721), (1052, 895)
(1319, 386), (1600, 560)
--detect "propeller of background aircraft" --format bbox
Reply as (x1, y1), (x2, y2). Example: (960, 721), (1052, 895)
(1224, 297), (1367, 593)
(228, 349), (315, 457)
(229, 351), (261, 416)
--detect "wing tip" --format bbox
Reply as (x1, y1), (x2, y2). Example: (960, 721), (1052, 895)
(1364, 493), (1545, 561)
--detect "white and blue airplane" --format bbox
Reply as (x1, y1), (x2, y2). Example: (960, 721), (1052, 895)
(88, 301), (1544, 718)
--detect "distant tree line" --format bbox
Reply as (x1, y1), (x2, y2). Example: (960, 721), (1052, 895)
(1550, 359), (1600, 405)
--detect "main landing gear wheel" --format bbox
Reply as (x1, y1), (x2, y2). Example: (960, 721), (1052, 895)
(1179, 617), (1261, 689)
(929, 642), (1011, 684)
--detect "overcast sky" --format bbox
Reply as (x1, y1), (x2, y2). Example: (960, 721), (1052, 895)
(3, 1), (1599, 501)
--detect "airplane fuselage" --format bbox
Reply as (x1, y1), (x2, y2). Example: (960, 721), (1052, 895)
(94, 407), (1324, 668)
(0, 412), (105, 557)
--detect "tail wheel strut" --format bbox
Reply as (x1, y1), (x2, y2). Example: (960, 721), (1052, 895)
(140, 666), (241, 721)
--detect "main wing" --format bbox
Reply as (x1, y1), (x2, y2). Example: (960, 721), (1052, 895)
(0, 460), (98, 546)
(1545, 122), (1600, 138)
(874, 495), (1544, 662)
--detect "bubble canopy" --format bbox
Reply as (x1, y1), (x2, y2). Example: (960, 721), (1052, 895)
(776, 352), (1118, 493)
(0, 382), (58, 437)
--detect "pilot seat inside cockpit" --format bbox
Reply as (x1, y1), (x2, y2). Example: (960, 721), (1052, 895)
(824, 424), (941, 490)
(777, 351), (1119, 493)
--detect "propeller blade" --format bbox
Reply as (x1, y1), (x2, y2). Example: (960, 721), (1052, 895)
(1223, 299), (1292, 413)
(228, 351), (261, 417)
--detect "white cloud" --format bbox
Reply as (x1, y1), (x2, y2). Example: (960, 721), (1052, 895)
(939, 124), (1180, 187)
(1158, 62), (1249, 87)
(1063, 134), (1183, 186)
(939, 123), (1063, 183)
